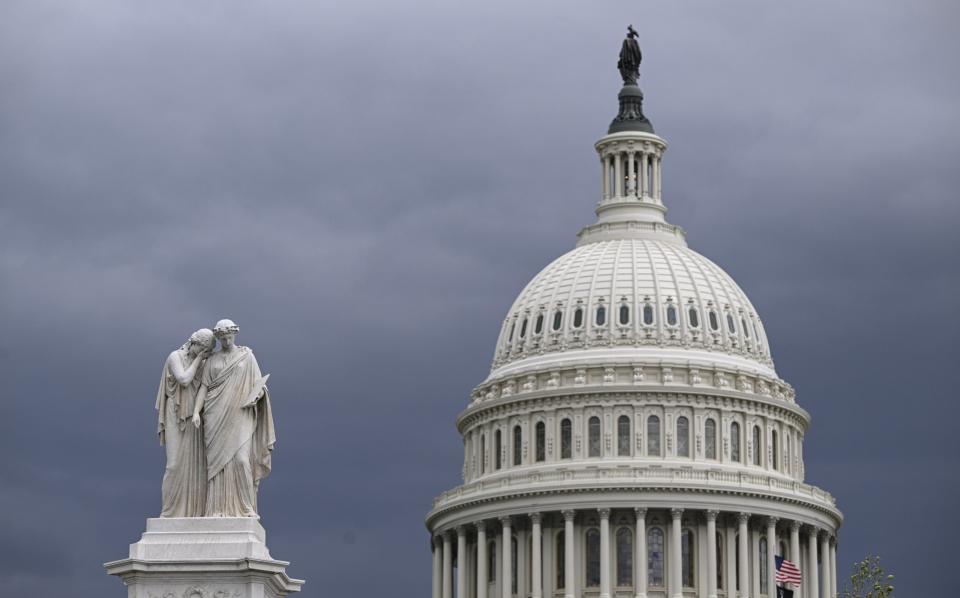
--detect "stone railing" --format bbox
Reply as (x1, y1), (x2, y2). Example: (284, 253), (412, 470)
(431, 464), (836, 511)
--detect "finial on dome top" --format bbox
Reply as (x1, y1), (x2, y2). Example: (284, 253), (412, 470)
(618, 25), (642, 85)
(609, 25), (654, 134)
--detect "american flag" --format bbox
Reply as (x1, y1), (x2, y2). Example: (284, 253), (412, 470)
(775, 556), (802, 586)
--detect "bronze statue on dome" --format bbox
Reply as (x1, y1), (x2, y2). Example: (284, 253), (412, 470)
(618, 25), (642, 85)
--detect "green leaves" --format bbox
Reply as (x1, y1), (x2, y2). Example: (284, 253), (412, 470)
(840, 555), (894, 598)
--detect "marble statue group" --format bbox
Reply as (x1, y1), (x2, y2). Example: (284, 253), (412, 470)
(156, 319), (276, 518)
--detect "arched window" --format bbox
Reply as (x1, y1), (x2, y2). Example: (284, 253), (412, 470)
(688, 306), (700, 328)
(730, 422), (741, 463)
(709, 310), (719, 331)
(643, 304), (654, 325)
(519, 317), (528, 339)
(705, 418), (717, 460)
(617, 415), (631, 456)
(647, 415), (661, 456)
(676, 416), (690, 457)
(494, 429), (502, 470)
(716, 532), (724, 590)
(573, 307), (584, 329)
(647, 527), (664, 587)
(759, 537), (768, 594)
(560, 418), (572, 459)
(480, 435), (486, 474)
(753, 426), (762, 466)
(616, 527), (633, 587)
(511, 536), (518, 593)
(535, 422), (546, 462)
(726, 313), (736, 334)
(509, 320), (516, 342)
(555, 532), (565, 589)
(742, 317), (749, 338)
(552, 311), (563, 332)
(585, 528), (601, 587)
(772, 429), (779, 470)
(488, 541), (496, 582)
(588, 416), (601, 457)
(666, 304), (677, 326)
(681, 529), (694, 587)
(534, 313), (544, 335)
(513, 425), (522, 466)
(619, 304), (630, 325)
(596, 305), (606, 326)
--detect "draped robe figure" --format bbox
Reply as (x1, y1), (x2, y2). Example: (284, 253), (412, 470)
(617, 30), (642, 85)
(155, 343), (209, 517)
(199, 345), (276, 517)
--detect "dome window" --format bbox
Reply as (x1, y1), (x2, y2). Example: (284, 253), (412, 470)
(643, 304), (654, 326)
(730, 422), (741, 463)
(509, 320), (516, 342)
(588, 416), (601, 457)
(534, 313), (544, 335)
(619, 304), (630, 325)
(480, 434), (486, 474)
(519, 317), (528, 339)
(596, 305), (607, 326)
(535, 421), (546, 462)
(647, 415), (661, 456)
(552, 310), (563, 332)
(752, 426), (762, 466)
(666, 304), (678, 326)
(494, 429), (502, 470)
(726, 313), (736, 334)
(573, 307), (584, 329)
(741, 317), (749, 338)
(676, 416), (690, 457)
(688, 307), (700, 328)
(560, 418), (572, 459)
(705, 418), (717, 460)
(617, 415), (631, 456)
(709, 310), (719, 331)
(513, 425), (522, 466)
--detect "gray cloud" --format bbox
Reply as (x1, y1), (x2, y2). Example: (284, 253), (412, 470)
(1, 0), (957, 595)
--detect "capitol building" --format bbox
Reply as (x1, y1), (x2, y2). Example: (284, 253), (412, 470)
(425, 35), (842, 598)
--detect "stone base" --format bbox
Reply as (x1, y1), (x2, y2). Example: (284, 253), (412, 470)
(105, 517), (304, 598)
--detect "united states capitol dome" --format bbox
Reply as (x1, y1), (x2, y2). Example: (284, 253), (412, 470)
(427, 30), (840, 598)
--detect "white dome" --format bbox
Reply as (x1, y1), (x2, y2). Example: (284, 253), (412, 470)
(491, 238), (774, 379)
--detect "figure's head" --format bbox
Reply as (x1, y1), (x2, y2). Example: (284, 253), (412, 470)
(214, 319), (240, 348)
(188, 328), (216, 355)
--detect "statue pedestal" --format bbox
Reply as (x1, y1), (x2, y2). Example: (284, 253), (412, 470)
(104, 517), (304, 598)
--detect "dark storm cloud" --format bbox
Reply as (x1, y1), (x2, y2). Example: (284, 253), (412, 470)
(1, 0), (957, 595)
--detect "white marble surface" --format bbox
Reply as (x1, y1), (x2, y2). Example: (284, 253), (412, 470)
(105, 517), (303, 598)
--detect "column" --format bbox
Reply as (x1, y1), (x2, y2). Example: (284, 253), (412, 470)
(634, 508), (647, 598)
(531, 514), (543, 598)
(706, 511), (719, 598)
(820, 533), (830, 598)
(738, 513), (750, 598)
(627, 151), (637, 197)
(654, 156), (662, 201)
(830, 540), (837, 598)
(670, 508), (683, 598)
(443, 532), (454, 598)
(766, 518), (778, 598)
(501, 517), (513, 598)
(789, 521), (801, 595)
(601, 156), (608, 200)
(614, 153), (623, 198)
(807, 528), (819, 598)
(603, 156), (611, 200)
(639, 153), (648, 198)
(563, 510), (576, 598)
(457, 527), (468, 598)
(725, 520), (737, 598)
(476, 522), (488, 598)
(599, 509), (611, 598)
(433, 535), (443, 598)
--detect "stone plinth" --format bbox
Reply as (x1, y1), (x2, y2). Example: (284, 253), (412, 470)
(105, 518), (303, 598)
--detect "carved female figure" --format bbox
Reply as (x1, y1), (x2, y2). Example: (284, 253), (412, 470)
(155, 328), (215, 517)
(192, 319), (275, 517)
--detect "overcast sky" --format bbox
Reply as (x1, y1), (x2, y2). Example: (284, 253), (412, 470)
(1, 1), (957, 596)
